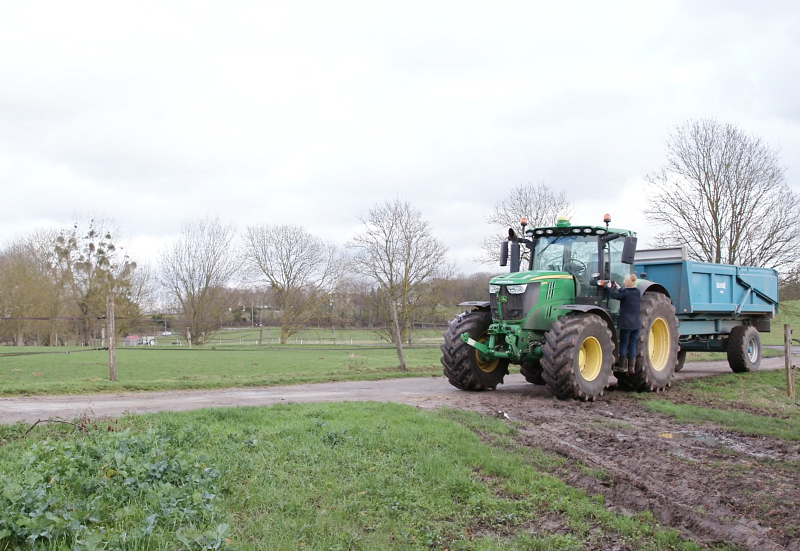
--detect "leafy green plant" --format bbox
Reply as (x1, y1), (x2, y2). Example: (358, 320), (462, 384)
(0, 428), (231, 550)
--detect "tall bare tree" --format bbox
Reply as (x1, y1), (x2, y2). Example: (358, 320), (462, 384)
(159, 217), (239, 345)
(477, 182), (574, 264)
(349, 199), (454, 370)
(644, 119), (799, 269)
(54, 218), (141, 344)
(0, 236), (55, 345)
(244, 224), (343, 344)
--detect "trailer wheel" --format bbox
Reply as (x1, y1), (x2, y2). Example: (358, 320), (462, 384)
(541, 314), (613, 401)
(727, 325), (761, 373)
(520, 360), (545, 385)
(674, 350), (687, 372)
(617, 293), (679, 392)
(441, 310), (509, 391)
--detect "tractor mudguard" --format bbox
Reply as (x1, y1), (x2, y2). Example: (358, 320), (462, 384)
(458, 301), (491, 310)
(637, 281), (670, 298)
(554, 304), (619, 351)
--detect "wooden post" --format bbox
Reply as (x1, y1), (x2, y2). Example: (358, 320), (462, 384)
(258, 327), (263, 347)
(107, 296), (116, 382)
(784, 324), (794, 398)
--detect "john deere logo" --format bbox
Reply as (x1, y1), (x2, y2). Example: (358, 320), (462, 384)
(499, 296), (508, 303)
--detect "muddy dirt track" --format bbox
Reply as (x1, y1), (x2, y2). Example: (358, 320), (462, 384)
(1, 357), (798, 550)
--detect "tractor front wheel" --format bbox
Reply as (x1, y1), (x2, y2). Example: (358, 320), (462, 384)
(541, 314), (614, 401)
(441, 310), (509, 391)
(520, 360), (545, 385)
(617, 293), (679, 392)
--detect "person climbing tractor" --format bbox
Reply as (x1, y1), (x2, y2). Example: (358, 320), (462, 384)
(609, 274), (642, 374)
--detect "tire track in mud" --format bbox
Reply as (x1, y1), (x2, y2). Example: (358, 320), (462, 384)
(516, 422), (796, 551)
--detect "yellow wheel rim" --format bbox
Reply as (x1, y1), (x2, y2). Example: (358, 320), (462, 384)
(649, 318), (670, 371)
(475, 332), (501, 373)
(578, 336), (602, 381)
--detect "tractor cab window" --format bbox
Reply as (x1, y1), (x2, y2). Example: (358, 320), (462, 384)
(532, 235), (599, 297)
(604, 237), (634, 314)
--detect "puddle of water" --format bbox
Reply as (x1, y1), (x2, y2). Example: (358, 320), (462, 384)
(657, 432), (718, 445)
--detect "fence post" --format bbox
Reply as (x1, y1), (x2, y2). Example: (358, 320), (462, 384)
(107, 295), (116, 382)
(784, 324), (794, 398)
(258, 327), (263, 347)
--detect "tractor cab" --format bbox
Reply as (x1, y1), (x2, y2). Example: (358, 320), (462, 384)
(501, 215), (637, 314)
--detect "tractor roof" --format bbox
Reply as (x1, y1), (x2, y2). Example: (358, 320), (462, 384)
(528, 225), (636, 238)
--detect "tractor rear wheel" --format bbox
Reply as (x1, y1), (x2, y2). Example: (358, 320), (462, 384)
(441, 310), (509, 391)
(727, 325), (761, 373)
(520, 360), (545, 385)
(617, 293), (679, 392)
(541, 314), (613, 401)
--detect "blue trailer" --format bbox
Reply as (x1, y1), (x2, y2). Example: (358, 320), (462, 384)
(635, 246), (778, 373)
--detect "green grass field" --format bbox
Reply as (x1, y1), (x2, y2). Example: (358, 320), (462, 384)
(130, 326), (445, 347)
(0, 345), (443, 396)
(639, 369), (800, 441)
(0, 403), (719, 550)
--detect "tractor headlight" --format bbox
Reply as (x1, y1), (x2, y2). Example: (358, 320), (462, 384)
(489, 284), (500, 294)
(507, 284), (528, 294)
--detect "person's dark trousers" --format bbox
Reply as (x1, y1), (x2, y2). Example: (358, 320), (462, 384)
(619, 329), (640, 371)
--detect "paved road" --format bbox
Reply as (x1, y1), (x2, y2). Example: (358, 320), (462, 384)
(0, 357), (787, 424)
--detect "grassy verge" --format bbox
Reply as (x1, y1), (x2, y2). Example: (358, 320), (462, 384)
(0, 403), (723, 550)
(638, 369), (800, 441)
(0, 346), (442, 396)
(684, 348), (784, 362)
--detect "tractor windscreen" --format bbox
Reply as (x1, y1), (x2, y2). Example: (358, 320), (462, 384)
(531, 234), (599, 280)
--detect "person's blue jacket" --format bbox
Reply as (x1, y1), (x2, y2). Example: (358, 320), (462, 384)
(608, 287), (642, 330)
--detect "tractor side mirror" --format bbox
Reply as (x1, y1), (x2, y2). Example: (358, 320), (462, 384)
(622, 236), (638, 264)
(510, 242), (521, 272)
(499, 241), (509, 266)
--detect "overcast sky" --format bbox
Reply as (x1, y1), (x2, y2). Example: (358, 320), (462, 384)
(1, 1), (798, 275)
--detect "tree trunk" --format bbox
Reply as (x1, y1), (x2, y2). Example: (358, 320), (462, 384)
(281, 327), (289, 345)
(388, 299), (407, 371)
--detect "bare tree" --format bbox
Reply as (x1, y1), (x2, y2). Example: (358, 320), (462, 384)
(244, 224), (343, 344)
(54, 218), (141, 345)
(477, 182), (574, 264)
(349, 199), (454, 370)
(0, 236), (55, 345)
(645, 119), (800, 269)
(159, 217), (239, 345)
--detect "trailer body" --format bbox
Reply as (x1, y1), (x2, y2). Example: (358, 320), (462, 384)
(635, 247), (778, 352)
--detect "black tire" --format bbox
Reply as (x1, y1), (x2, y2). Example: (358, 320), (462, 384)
(617, 293), (679, 392)
(441, 310), (509, 391)
(727, 325), (761, 373)
(520, 360), (545, 385)
(674, 349), (687, 372)
(541, 314), (614, 401)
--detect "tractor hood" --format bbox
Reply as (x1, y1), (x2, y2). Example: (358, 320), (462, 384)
(490, 270), (572, 286)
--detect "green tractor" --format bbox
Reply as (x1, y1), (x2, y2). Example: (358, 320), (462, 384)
(441, 215), (679, 401)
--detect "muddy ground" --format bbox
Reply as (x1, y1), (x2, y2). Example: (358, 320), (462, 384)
(436, 384), (799, 551)
(1, 357), (798, 550)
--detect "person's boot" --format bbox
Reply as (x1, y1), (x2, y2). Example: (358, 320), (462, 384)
(618, 356), (627, 372)
(628, 356), (636, 374)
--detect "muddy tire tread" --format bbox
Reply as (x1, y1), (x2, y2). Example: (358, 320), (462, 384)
(726, 325), (761, 373)
(616, 293), (679, 392)
(440, 310), (508, 391)
(541, 314), (613, 401)
(520, 360), (545, 385)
